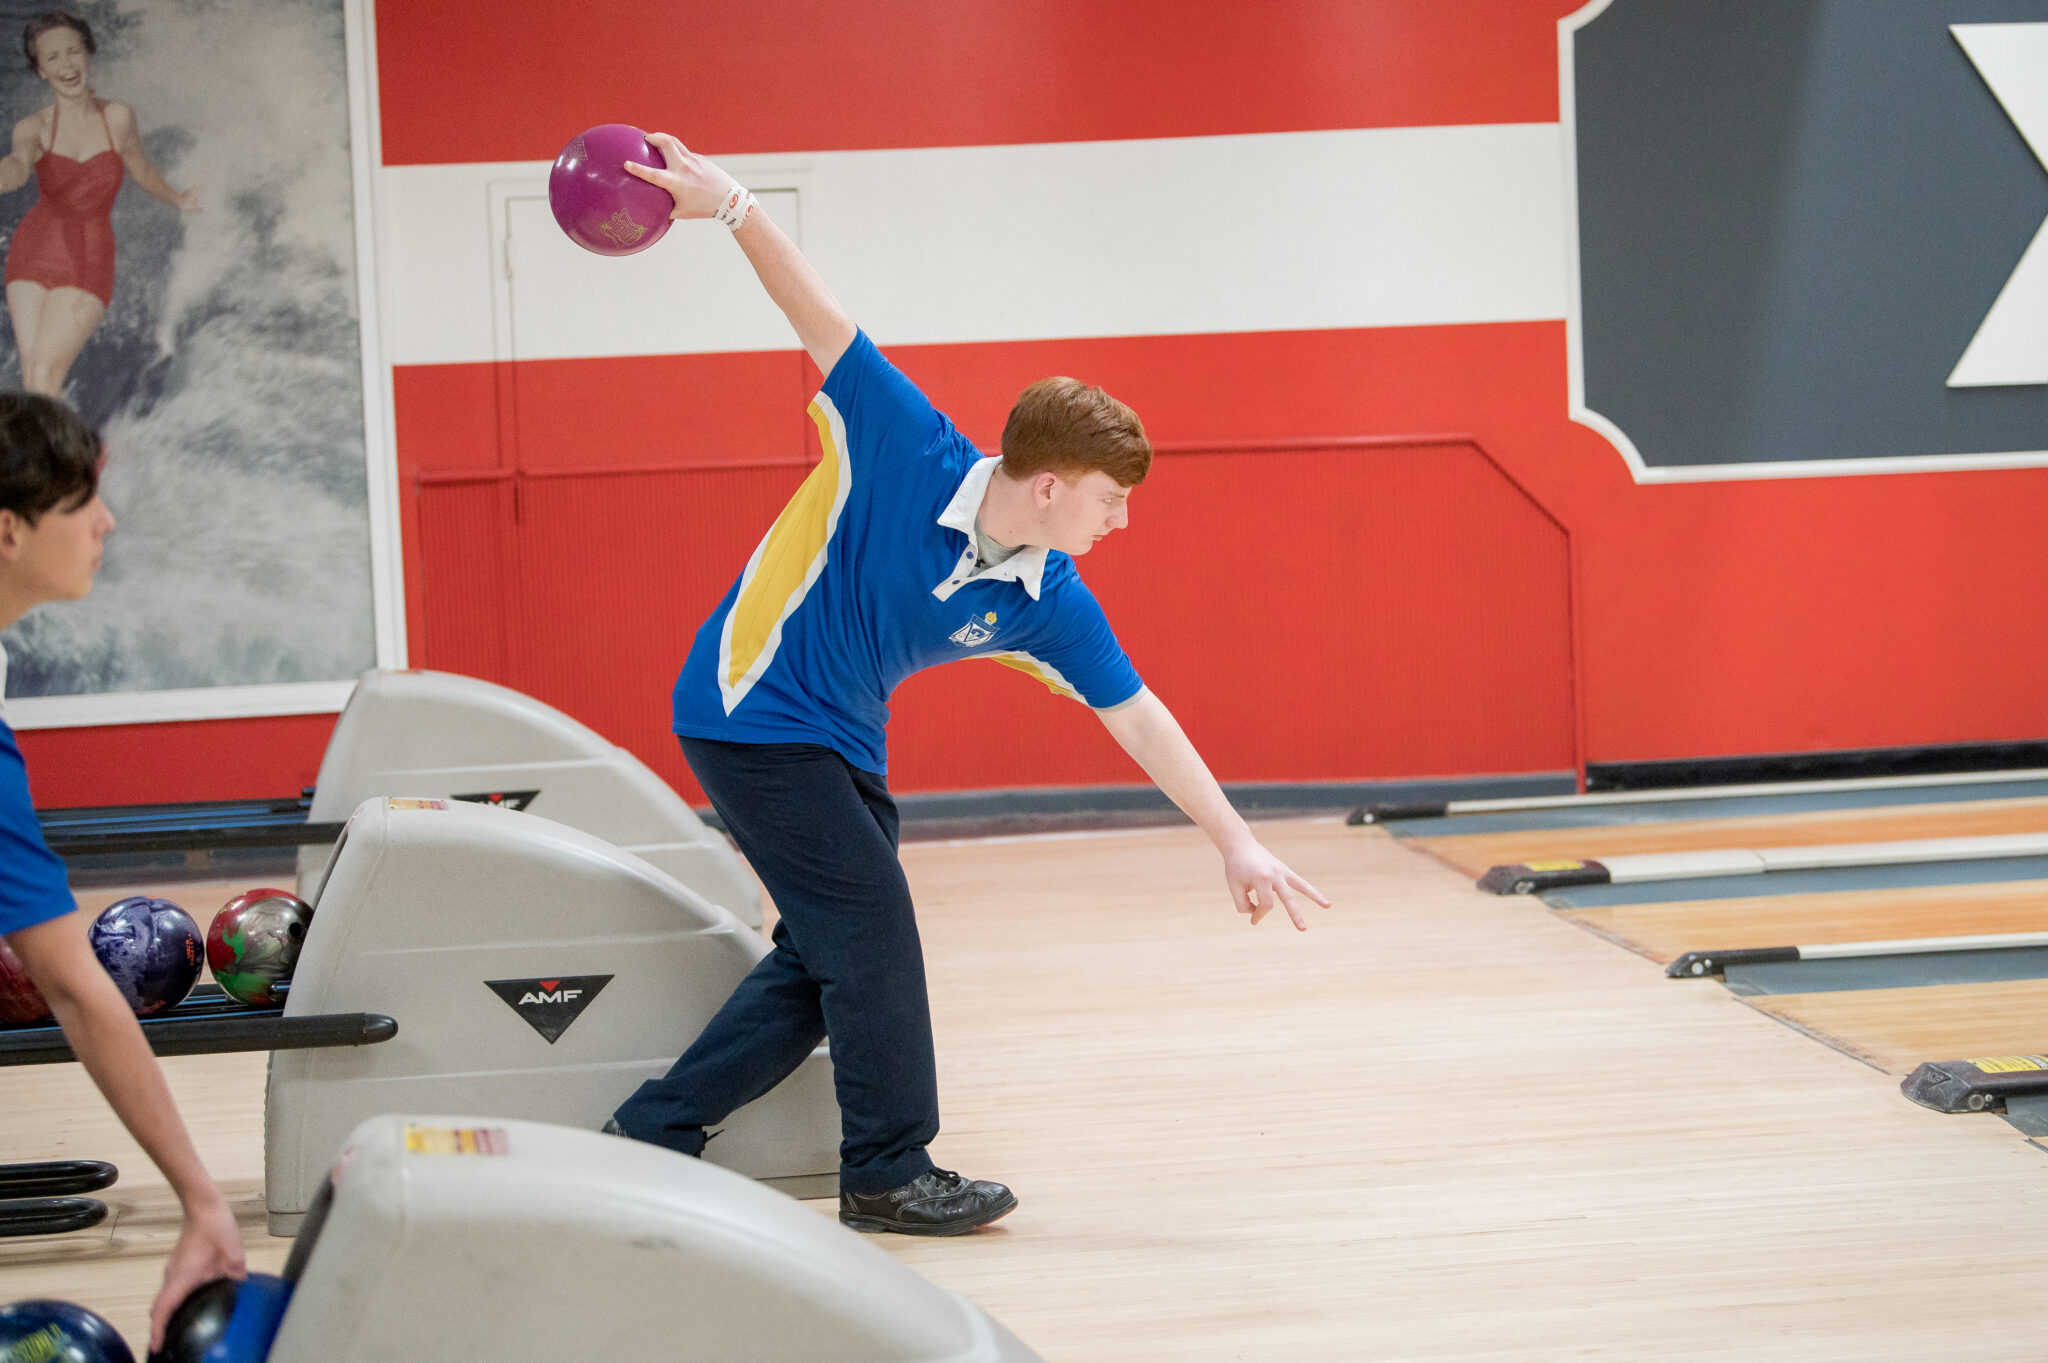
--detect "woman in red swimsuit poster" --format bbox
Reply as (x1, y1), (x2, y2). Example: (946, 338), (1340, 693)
(0, 11), (195, 397)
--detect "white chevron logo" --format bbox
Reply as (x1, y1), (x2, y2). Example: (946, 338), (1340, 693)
(1949, 23), (2048, 388)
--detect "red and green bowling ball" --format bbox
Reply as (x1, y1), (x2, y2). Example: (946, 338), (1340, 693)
(206, 889), (313, 1007)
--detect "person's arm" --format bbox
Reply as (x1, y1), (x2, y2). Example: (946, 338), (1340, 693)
(0, 114), (43, 196)
(1096, 689), (1330, 930)
(7, 913), (244, 1348)
(627, 134), (855, 377)
(107, 103), (197, 212)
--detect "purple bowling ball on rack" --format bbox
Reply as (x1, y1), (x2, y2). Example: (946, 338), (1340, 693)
(548, 123), (674, 256)
(89, 897), (203, 1017)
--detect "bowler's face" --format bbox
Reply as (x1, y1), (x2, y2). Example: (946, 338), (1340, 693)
(1048, 470), (1131, 556)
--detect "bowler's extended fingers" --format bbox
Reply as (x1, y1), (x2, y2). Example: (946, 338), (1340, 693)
(1273, 880), (1309, 931)
(1289, 869), (1332, 909)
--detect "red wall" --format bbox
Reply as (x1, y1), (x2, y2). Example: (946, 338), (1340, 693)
(372, 0), (1570, 163)
(391, 326), (1582, 803)
(24, 0), (2048, 806)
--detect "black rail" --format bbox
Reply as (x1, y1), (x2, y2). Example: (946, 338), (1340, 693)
(0, 990), (396, 1066)
(36, 796), (343, 857)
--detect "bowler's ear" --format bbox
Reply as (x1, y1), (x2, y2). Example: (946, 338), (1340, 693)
(0, 510), (23, 563)
(1031, 470), (1062, 507)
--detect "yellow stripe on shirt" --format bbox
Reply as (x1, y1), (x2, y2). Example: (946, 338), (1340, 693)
(985, 650), (1082, 702)
(717, 395), (854, 712)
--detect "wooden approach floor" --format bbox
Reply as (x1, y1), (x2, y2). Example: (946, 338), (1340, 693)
(1561, 879), (2048, 961)
(1409, 795), (2048, 878)
(7, 819), (2048, 1360)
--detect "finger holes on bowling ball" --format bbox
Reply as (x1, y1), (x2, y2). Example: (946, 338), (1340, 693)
(206, 890), (314, 1009)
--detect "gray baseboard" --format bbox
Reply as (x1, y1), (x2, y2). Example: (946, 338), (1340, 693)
(698, 772), (1577, 841)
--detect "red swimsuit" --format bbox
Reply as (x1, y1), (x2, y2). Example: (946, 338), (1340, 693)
(4, 101), (122, 307)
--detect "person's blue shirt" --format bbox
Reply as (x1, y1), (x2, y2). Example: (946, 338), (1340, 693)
(673, 330), (1143, 774)
(0, 716), (74, 936)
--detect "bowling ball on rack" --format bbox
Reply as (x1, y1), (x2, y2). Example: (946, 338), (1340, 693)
(88, 898), (203, 1017)
(548, 123), (674, 256)
(0, 933), (52, 1025)
(206, 889), (313, 1007)
(0, 1298), (135, 1362)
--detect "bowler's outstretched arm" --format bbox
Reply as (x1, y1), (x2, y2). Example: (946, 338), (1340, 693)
(1097, 689), (1331, 930)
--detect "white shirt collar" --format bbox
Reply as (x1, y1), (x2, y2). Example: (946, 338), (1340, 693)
(933, 456), (1047, 602)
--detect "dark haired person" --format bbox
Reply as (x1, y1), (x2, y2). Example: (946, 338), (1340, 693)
(606, 138), (1329, 1236)
(0, 11), (198, 396)
(0, 392), (243, 1347)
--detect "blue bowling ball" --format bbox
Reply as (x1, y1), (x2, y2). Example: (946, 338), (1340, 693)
(89, 897), (203, 1017)
(0, 1298), (136, 1362)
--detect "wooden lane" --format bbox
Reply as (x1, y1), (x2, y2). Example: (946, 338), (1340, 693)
(1745, 978), (2048, 1072)
(1561, 879), (2048, 961)
(1408, 796), (2048, 879)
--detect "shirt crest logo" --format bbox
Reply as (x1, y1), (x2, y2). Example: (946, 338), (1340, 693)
(949, 610), (998, 647)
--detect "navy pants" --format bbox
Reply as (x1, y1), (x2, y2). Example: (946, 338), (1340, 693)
(611, 738), (939, 1195)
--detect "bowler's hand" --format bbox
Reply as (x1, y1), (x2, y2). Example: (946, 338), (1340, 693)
(149, 1193), (245, 1350)
(1223, 838), (1329, 931)
(627, 133), (738, 222)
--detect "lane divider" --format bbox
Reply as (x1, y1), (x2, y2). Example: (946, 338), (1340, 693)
(1352, 767), (2048, 824)
(1478, 833), (2048, 895)
(1665, 930), (2048, 979)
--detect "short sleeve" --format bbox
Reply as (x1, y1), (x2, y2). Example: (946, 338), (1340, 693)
(997, 575), (1143, 711)
(817, 330), (946, 475)
(0, 723), (73, 937)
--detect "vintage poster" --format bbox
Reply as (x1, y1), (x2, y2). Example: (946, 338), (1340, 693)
(0, 0), (378, 710)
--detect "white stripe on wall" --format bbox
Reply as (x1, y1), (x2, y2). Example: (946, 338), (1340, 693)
(377, 124), (1568, 367)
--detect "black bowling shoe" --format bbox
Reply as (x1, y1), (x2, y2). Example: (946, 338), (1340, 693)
(838, 1168), (1016, 1236)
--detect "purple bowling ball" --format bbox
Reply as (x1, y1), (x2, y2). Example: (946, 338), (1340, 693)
(89, 897), (203, 1017)
(548, 123), (674, 257)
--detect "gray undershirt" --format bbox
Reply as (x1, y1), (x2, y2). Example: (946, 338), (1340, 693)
(973, 519), (1022, 571)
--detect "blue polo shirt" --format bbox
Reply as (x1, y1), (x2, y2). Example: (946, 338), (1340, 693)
(672, 330), (1143, 774)
(0, 717), (74, 937)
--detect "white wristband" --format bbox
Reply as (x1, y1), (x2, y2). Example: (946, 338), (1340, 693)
(713, 185), (756, 230)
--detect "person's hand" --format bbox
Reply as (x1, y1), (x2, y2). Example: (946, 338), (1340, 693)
(627, 133), (738, 222)
(1222, 837), (1330, 931)
(148, 1191), (245, 1350)
(173, 186), (200, 213)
